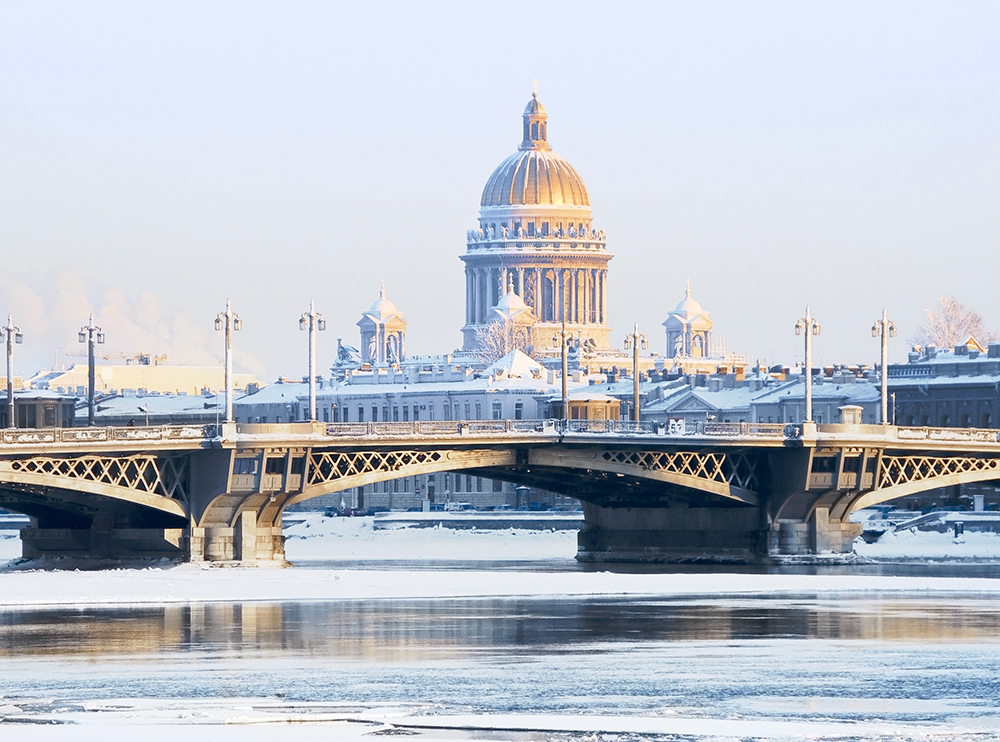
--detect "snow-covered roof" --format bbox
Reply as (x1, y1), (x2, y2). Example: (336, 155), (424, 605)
(482, 350), (543, 379)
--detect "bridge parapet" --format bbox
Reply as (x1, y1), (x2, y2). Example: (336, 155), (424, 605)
(0, 424), (214, 448)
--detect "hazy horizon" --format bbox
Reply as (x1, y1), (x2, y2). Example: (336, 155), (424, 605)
(1, 1), (997, 380)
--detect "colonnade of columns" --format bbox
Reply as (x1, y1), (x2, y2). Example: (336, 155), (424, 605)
(465, 265), (608, 326)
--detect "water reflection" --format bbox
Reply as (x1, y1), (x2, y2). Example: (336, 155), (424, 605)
(2, 595), (999, 663)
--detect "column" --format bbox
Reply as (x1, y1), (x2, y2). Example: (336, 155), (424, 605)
(466, 269), (473, 324)
(534, 268), (542, 319)
(600, 270), (607, 324)
(598, 271), (608, 325)
(476, 269), (486, 325)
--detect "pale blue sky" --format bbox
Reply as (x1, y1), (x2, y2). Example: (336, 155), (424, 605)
(1, 1), (997, 378)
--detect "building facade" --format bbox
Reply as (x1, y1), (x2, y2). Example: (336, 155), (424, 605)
(461, 92), (612, 354)
(889, 340), (1000, 428)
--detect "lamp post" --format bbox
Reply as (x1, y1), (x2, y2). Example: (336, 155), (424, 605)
(624, 323), (647, 422)
(872, 307), (897, 425)
(299, 299), (327, 422)
(2, 315), (23, 429)
(552, 320), (568, 420)
(78, 314), (105, 426)
(794, 306), (821, 423)
(214, 299), (242, 424)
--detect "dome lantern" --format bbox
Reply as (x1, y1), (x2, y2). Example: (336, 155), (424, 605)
(520, 89), (550, 152)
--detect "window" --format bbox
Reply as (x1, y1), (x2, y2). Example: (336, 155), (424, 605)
(342, 407), (348, 422)
(514, 402), (523, 420)
(393, 406), (400, 422)
(492, 401), (502, 420)
(372, 406), (378, 423)
(475, 402), (482, 420)
(233, 458), (257, 475)
(492, 479), (502, 493)
(541, 222), (549, 236)
(382, 406), (389, 422)
(527, 222), (535, 237)
(265, 457), (284, 475)
(467, 475), (474, 492)
(464, 402), (471, 419)
(428, 404), (435, 421)
(455, 475), (462, 493)
(324, 408), (330, 423)
(403, 405), (409, 422)
(476, 477), (483, 493)
(358, 406), (364, 422)
(413, 406), (419, 421)
(393, 478), (399, 493)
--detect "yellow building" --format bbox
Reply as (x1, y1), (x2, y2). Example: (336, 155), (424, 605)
(28, 364), (263, 397)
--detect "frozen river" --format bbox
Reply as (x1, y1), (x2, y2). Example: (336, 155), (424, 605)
(3, 584), (1000, 739)
(2, 520), (1000, 739)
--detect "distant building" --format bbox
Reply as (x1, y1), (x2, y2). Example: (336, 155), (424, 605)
(663, 282), (714, 359)
(0, 390), (77, 428)
(462, 91), (612, 355)
(89, 391), (225, 427)
(234, 349), (589, 512)
(889, 339), (1000, 428)
(643, 367), (880, 426)
(358, 282), (407, 366)
(28, 364), (263, 398)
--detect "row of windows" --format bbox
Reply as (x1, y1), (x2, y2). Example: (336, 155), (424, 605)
(369, 475), (505, 495)
(334, 400), (524, 423)
(237, 400), (528, 425)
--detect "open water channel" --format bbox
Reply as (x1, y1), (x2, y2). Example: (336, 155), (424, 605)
(2, 574), (1000, 740)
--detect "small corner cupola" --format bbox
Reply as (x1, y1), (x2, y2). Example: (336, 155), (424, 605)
(520, 80), (550, 152)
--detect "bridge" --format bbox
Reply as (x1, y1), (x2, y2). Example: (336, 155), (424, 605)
(1, 419), (999, 565)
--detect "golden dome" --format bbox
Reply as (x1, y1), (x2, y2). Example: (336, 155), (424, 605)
(480, 93), (590, 208)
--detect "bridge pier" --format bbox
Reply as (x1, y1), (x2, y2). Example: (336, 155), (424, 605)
(186, 519), (287, 566)
(20, 523), (186, 561)
(577, 502), (863, 563)
(577, 502), (769, 563)
(769, 508), (862, 557)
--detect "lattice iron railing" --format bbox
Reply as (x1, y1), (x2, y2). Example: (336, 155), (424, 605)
(878, 454), (1000, 491)
(307, 449), (447, 488)
(9, 453), (189, 503)
(599, 450), (760, 493)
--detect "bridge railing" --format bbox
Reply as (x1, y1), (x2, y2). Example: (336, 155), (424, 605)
(0, 424), (215, 446)
(895, 426), (1000, 444)
(319, 419), (792, 439)
(324, 420), (547, 438)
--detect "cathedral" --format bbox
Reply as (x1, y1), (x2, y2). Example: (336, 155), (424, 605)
(461, 91), (612, 355)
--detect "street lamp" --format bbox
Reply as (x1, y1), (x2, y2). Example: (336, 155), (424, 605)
(2, 315), (23, 429)
(78, 314), (105, 426)
(215, 299), (242, 424)
(794, 306), (821, 423)
(551, 320), (568, 421)
(623, 323), (647, 423)
(872, 307), (897, 425)
(299, 299), (327, 422)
